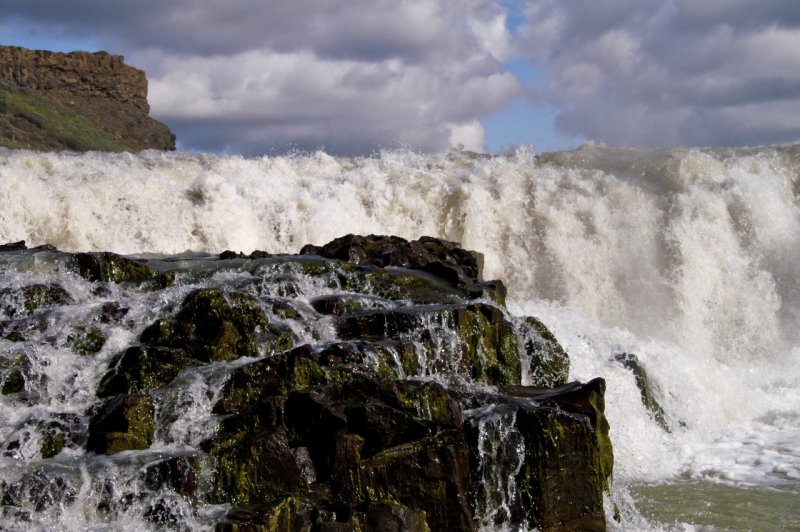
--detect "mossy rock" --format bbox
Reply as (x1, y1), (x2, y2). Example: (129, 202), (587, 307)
(336, 303), (522, 385)
(613, 353), (669, 431)
(86, 394), (155, 455)
(38, 414), (83, 458)
(96, 345), (200, 397)
(309, 293), (391, 316)
(202, 425), (308, 506)
(22, 284), (73, 314)
(347, 267), (469, 304)
(487, 379), (612, 530)
(1, 350), (38, 396)
(209, 376), (471, 527)
(358, 431), (474, 531)
(215, 342), (413, 415)
(73, 252), (159, 284)
(300, 234), (483, 289)
(140, 288), (292, 362)
(452, 304), (521, 385)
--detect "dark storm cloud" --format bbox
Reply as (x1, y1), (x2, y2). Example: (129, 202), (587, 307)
(516, 0), (800, 147)
(1, 0), (518, 154)
(4, 1), (464, 60)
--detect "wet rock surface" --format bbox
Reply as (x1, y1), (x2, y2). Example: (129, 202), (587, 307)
(0, 235), (612, 530)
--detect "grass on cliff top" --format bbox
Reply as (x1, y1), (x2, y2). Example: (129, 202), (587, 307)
(0, 81), (127, 152)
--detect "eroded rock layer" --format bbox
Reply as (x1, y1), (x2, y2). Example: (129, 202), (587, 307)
(0, 45), (175, 151)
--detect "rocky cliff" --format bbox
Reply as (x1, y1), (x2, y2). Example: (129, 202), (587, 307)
(0, 46), (175, 151)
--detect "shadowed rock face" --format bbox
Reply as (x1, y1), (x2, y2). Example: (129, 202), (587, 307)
(0, 236), (612, 531)
(0, 45), (175, 152)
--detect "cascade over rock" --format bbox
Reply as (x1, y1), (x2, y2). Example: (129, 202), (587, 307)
(0, 235), (611, 530)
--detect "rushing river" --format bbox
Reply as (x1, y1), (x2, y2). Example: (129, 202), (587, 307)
(1, 144), (799, 530)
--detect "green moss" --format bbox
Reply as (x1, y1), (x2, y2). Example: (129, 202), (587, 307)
(394, 382), (458, 426)
(4, 331), (24, 342)
(202, 426), (306, 506)
(215, 496), (315, 532)
(0, 82), (128, 152)
(352, 268), (467, 303)
(140, 288), (288, 362)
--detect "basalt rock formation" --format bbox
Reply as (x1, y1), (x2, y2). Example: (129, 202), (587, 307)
(0, 45), (175, 152)
(0, 235), (612, 530)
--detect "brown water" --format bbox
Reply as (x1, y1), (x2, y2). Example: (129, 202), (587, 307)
(631, 481), (800, 531)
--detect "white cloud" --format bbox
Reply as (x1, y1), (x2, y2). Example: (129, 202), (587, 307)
(515, 1), (800, 147)
(448, 120), (486, 152)
(141, 47), (518, 154)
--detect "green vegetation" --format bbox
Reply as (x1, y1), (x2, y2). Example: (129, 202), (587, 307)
(0, 81), (127, 152)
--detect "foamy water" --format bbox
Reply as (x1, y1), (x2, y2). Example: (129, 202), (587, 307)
(2, 144), (799, 529)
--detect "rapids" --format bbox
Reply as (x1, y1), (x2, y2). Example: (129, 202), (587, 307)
(2, 143), (799, 529)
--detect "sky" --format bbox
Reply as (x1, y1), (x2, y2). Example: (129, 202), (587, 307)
(2, 0), (799, 156)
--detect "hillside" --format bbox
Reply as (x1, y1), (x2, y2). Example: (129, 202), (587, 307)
(0, 46), (174, 152)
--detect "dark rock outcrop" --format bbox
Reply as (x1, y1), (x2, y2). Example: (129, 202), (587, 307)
(1, 236), (612, 530)
(0, 45), (175, 152)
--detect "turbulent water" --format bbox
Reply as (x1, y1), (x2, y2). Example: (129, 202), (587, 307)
(1, 144), (799, 530)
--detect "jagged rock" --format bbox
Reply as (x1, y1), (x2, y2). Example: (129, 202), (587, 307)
(142, 455), (199, 501)
(206, 376), (473, 530)
(0, 234), (608, 529)
(86, 394), (154, 454)
(65, 325), (106, 355)
(1, 369), (25, 394)
(0, 283), (72, 316)
(336, 303), (522, 385)
(470, 379), (612, 530)
(38, 414), (84, 459)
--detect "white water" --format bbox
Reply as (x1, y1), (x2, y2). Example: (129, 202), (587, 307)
(2, 144), (799, 528)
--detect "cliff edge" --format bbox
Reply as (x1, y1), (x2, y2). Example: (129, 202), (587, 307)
(0, 46), (175, 152)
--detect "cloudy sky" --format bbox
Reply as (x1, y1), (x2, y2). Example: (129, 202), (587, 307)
(2, 0), (799, 155)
